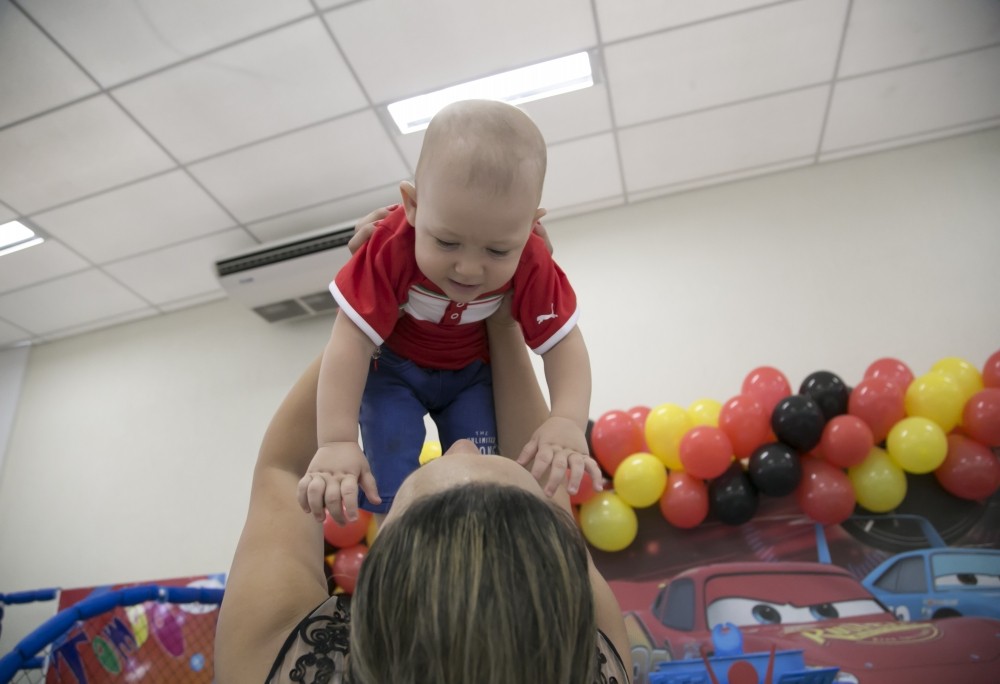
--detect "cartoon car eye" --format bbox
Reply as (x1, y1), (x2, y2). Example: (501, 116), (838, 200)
(810, 603), (839, 620)
(936, 573), (1000, 588)
(752, 603), (783, 624)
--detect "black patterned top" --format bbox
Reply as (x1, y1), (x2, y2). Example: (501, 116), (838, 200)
(266, 595), (629, 683)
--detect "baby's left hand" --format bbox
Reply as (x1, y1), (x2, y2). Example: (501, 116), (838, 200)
(517, 416), (604, 497)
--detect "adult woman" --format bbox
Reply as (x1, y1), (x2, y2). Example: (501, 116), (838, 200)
(215, 212), (631, 683)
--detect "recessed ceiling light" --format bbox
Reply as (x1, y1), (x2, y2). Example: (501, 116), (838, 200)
(387, 51), (594, 134)
(0, 220), (44, 257)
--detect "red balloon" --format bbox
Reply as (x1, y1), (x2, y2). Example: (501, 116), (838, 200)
(569, 469), (598, 506)
(719, 394), (771, 459)
(796, 458), (856, 525)
(741, 366), (791, 415)
(324, 509), (371, 548)
(864, 357), (915, 390)
(590, 410), (645, 474)
(627, 406), (652, 451)
(982, 350), (1000, 389)
(962, 388), (1000, 446)
(935, 435), (1000, 501)
(817, 415), (874, 468)
(679, 426), (734, 480)
(847, 376), (905, 443)
(332, 543), (368, 594)
(660, 472), (709, 529)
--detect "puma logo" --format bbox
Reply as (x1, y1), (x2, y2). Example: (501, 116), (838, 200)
(536, 304), (558, 325)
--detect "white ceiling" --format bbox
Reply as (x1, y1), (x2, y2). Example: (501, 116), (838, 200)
(1, 0), (998, 349)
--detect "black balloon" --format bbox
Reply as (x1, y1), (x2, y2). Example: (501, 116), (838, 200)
(799, 370), (850, 421)
(748, 442), (802, 497)
(771, 395), (825, 452)
(709, 462), (759, 525)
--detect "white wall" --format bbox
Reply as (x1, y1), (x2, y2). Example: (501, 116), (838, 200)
(1, 128), (998, 652)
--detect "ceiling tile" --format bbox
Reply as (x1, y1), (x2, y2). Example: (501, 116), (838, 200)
(823, 47), (1000, 153)
(0, 318), (32, 347)
(520, 84), (614, 145)
(594, 0), (779, 43)
(0, 269), (152, 334)
(0, 96), (175, 214)
(37, 308), (159, 344)
(113, 18), (368, 163)
(605, 0), (847, 127)
(19, 0), (315, 87)
(839, 0), (1000, 77)
(246, 184), (400, 243)
(0, 2), (99, 127)
(619, 87), (828, 193)
(0, 239), (89, 293)
(103, 228), (257, 305)
(32, 170), (236, 263)
(324, 0), (597, 103)
(188, 111), (408, 223)
(0, 203), (15, 222)
(543, 134), (623, 211)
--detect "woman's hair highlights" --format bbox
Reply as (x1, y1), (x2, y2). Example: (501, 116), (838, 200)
(350, 482), (597, 683)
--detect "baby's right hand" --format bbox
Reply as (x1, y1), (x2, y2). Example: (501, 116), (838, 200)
(297, 442), (381, 524)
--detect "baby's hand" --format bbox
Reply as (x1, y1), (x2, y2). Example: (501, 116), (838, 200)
(297, 442), (381, 524)
(517, 416), (604, 497)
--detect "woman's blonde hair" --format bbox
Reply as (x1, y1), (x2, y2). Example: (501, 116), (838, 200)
(350, 482), (597, 683)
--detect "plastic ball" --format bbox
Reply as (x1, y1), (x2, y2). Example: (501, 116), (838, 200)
(849, 447), (907, 513)
(848, 375), (906, 443)
(741, 366), (792, 416)
(796, 458), (856, 525)
(905, 372), (964, 432)
(645, 403), (693, 470)
(592, 410), (646, 474)
(579, 492), (638, 552)
(688, 398), (723, 427)
(962, 388), (1000, 446)
(569, 469), (599, 506)
(659, 472), (709, 529)
(613, 453), (667, 508)
(930, 356), (983, 403)
(332, 544), (368, 594)
(817, 415), (874, 468)
(418, 440), (443, 465)
(679, 426), (733, 480)
(365, 515), (379, 546)
(718, 394), (771, 459)
(934, 435), (1000, 500)
(627, 406), (652, 449)
(886, 417), (948, 474)
(324, 509), (371, 548)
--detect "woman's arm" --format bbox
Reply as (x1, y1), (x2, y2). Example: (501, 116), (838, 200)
(215, 356), (329, 684)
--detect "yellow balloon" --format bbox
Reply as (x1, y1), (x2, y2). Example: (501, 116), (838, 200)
(645, 403), (692, 470)
(579, 491), (638, 552)
(931, 357), (984, 404)
(418, 440), (443, 465)
(886, 417), (948, 474)
(366, 515), (380, 546)
(688, 398), (722, 428)
(613, 452), (667, 508)
(849, 447), (907, 513)
(904, 372), (964, 432)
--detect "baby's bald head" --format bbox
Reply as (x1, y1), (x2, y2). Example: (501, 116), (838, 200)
(416, 100), (546, 204)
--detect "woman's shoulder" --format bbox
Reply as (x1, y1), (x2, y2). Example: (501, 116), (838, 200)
(265, 594), (353, 684)
(596, 628), (631, 684)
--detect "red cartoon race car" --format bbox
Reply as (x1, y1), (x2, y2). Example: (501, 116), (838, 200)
(618, 560), (1000, 683)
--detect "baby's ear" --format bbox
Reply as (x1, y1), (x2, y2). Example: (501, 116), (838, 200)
(399, 181), (417, 225)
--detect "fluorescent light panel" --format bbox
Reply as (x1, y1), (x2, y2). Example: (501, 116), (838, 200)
(0, 220), (44, 257)
(388, 52), (593, 134)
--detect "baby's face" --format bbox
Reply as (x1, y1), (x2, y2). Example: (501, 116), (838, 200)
(410, 172), (539, 303)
